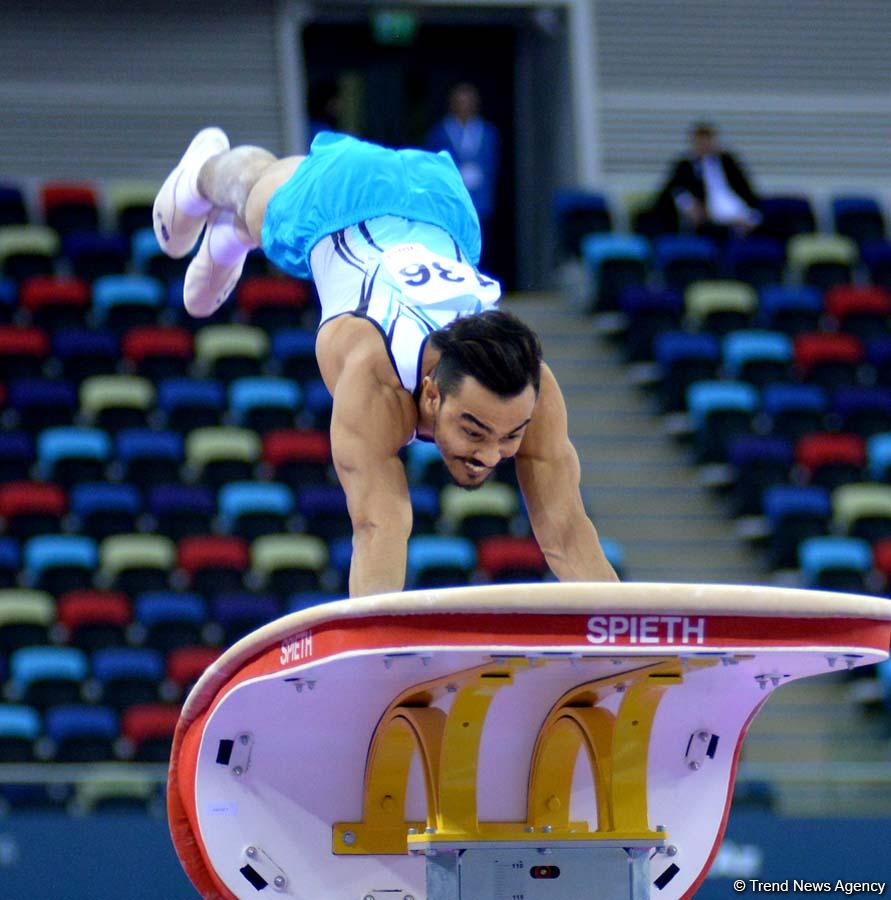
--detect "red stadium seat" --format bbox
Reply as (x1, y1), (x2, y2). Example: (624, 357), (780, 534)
(237, 277), (309, 313)
(825, 286), (891, 341)
(262, 429), (332, 486)
(40, 182), (99, 236)
(793, 332), (864, 389)
(56, 589), (131, 651)
(795, 433), (866, 490)
(477, 536), (547, 582)
(166, 646), (221, 692)
(120, 703), (181, 761)
(0, 482), (66, 537)
(122, 326), (193, 379)
(21, 276), (90, 328)
(177, 536), (250, 594)
(871, 538), (891, 583)
(0, 326), (50, 379)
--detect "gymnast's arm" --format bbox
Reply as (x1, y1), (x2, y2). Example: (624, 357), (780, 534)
(330, 362), (414, 597)
(515, 364), (619, 582)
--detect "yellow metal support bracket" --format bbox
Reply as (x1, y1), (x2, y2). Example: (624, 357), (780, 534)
(334, 654), (719, 855)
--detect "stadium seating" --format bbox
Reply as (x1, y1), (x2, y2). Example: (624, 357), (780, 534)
(653, 234), (718, 292)
(798, 536), (873, 592)
(0, 482), (66, 537)
(653, 331), (720, 411)
(56, 590), (131, 652)
(0, 704), (40, 762)
(795, 433), (865, 491)
(685, 280), (757, 336)
(0, 589), (54, 655)
(832, 195), (886, 247)
(581, 233), (649, 310)
(553, 188), (613, 257)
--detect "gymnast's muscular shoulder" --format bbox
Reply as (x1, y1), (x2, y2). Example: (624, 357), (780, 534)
(316, 314), (420, 447)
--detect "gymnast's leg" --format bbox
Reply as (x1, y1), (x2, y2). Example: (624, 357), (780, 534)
(153, 127), (304, 317)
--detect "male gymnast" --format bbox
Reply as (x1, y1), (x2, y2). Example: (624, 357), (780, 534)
(154, 128), (617, 596)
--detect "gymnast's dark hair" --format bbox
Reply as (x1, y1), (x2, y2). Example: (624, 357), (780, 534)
(429, 309), (542, 398)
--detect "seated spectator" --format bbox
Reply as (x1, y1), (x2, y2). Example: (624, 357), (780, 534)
(643, 121), (761, 241)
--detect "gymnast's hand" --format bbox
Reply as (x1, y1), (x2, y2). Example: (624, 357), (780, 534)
(516, 364), (619, 583)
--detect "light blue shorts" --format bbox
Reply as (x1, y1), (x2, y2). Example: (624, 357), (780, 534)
(261, 132), (482, 281)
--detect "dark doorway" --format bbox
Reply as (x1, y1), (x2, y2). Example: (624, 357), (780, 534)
(302, 19), (517, 288)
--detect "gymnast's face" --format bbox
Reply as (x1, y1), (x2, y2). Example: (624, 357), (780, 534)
(427, 375), (537, 490)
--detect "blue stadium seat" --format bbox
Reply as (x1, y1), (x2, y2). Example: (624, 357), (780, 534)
(52, 328), (119, 381)
(158, 378), (226, 432)
(406, 440), (445, 487)
(832, 195), (886, 247)
(91, 647), (165, 709)
(9, 379), (77, 430)
(832, 386), (891, 437)
(210, 592), (280, 644)
(131, 227), (190, 284)
(0, 538), (21, 587)
(147, 484), (215, 539)
(653, 234), (719, 292)
(865, 337), (891, 389)
(92, 274), (164, 331)
(761, 383), (828, 440)
(218, 481), (294, 539)
(798, 536), (873, 592)
(131, 227), (164, 273)
(552, 188), (612, 257)
(134, 591), (206, 652)
(63, 232), (129, 281)
(686, 380), (758, 462)
(272, 329), (320, 383)
(867, 433), (891, 482)
(0, 277), (16, 322)
(116, 428), (184, 485)
(653, 331), (720, 412)
(861, 240), (891, 291)
(303, 379), (333, 429)
(722, 330), (792, 386)
(287, 592), (339, 614)
(406, 536), (476, 588)
(296, 484), (350, 540)
(410, 484), (440, 534)
(727, 435), (794, 516)
(618, 287), (683, 362)
(0, 431), (34, 482)
(763, 484), (831, 569)
(756, 285), (823, 335)
(229, 377), (301, 433)
(9, 646), (88, 708)
(327, 537), (353, 589)
(69, 482), (141, 539)
(24, 534), (97, 594)
(0, 704), (40, 762)
(36, 426), (111, 484)
(759, 195), (816, 246)
(0, 185), (27, 227)
(723, 237), (786, 289)
(44, 704), (118, 762)
(580, 233), (649, 311)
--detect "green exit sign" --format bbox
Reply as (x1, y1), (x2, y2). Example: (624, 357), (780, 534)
(371, 9), (418, 45)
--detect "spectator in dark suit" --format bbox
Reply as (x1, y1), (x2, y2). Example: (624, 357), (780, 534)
(645, 121), (761, 241)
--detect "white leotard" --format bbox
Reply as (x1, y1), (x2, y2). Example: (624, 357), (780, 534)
(309, 215), (500, 395)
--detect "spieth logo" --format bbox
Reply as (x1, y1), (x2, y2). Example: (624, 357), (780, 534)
(280, 631), (313, 665)
(586, 615), (706, 645)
